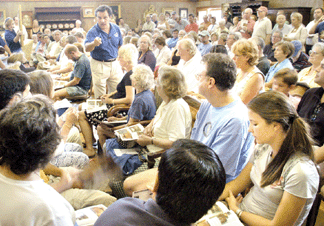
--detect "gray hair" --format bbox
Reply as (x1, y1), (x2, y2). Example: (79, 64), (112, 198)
(312, 42), (324, 56)
(272, 29), (284, 39)
(178, 38), (197, 56)
(53, 30), (62, 35)
(276, 14), (286, 20)
(118, 44), (139, 66)
(130, 64), (154, 90)
(245, 8), (253, 14)
(229, 32), (241, 41)
(250, 36), (265, 50)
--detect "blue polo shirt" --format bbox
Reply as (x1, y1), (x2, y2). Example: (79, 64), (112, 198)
(5, 30), (21, 53)
(85, 23), (123, 61)
(315, 22), (324, 42)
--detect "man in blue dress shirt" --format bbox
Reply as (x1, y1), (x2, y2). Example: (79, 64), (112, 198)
(167, 29), (179, 49)
(85, 5), (123, 98)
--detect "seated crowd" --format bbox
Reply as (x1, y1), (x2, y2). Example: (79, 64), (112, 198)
(1, 4), (324, 226)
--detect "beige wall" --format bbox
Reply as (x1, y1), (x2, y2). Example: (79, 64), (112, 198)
(197, 0), (323, 9)
(2, 0), (322, 31)
(1, 1), (196, 32)
(267, 0), (322, 8)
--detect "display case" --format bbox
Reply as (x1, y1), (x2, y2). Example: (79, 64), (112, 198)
(35, 7), (81, 33)
(229, 1), (269, 19)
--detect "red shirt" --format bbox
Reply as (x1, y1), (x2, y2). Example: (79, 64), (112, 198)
(185, 23), (199, 33)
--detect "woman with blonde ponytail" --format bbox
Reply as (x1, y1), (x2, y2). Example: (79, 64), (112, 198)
(219, 91), (319, 226)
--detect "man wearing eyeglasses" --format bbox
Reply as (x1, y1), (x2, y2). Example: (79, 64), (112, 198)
(297, 59), (324, 146)
(191, 53), (254, 183)
(252, 6), (272, 45)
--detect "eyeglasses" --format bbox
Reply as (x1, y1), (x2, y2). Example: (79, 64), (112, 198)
(311, 104), (322, 122)
(309, 50), (321, 55)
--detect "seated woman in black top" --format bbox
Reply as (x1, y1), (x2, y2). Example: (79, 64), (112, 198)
(78, 44), (137, 157)
(297, 58), (324, 147)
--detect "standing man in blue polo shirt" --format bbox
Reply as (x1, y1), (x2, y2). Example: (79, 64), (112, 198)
(85, 5), (123, 98)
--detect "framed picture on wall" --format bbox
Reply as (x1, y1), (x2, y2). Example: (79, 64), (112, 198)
(0, 10), (6, 27)
(22, 11), (33, 28)
(83, 7), (95, 18)
(179, 8), (188, 20)
(111, 5), (121, 20)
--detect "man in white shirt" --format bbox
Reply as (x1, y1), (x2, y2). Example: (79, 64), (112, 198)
(46, 30), (63, 60)
(74, 20), (85, 33)
(252, 6), (272, 45)
(306, 8), (323, 54)
(177, 38), (204, 92)
(13, 16), (28, 41)
(207, 17), (218, 34)
(272, 14), (292, 37)
(142, 15), (156, 32)
(0, 71), (75, 225)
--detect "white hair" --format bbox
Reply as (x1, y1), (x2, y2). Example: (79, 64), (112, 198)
(118, 44), (139, 66)
(178, 38), (197, 56)
(130, 64), (154, 90)
(245, 8), (253, 14)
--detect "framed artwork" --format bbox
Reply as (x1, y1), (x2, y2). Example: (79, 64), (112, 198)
(83, 7), (95, 18)
(179, 8), (188, 20)
(0, 10), (6, 27)
(22, 11), (33, 28)
(111, 5), (121, 20)
(162, 8), (174, 16)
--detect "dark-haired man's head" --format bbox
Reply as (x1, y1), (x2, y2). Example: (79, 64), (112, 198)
(0, 69), (30, 110)
(95, 5), (113, 30)
(199, 53), (236, 94)
(0, 95), (60, 175)
(155, 139), (226, 224)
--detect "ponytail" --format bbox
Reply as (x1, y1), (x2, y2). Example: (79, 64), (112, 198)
(247, 91), (314, 188)
(260, 116), (313, 187)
